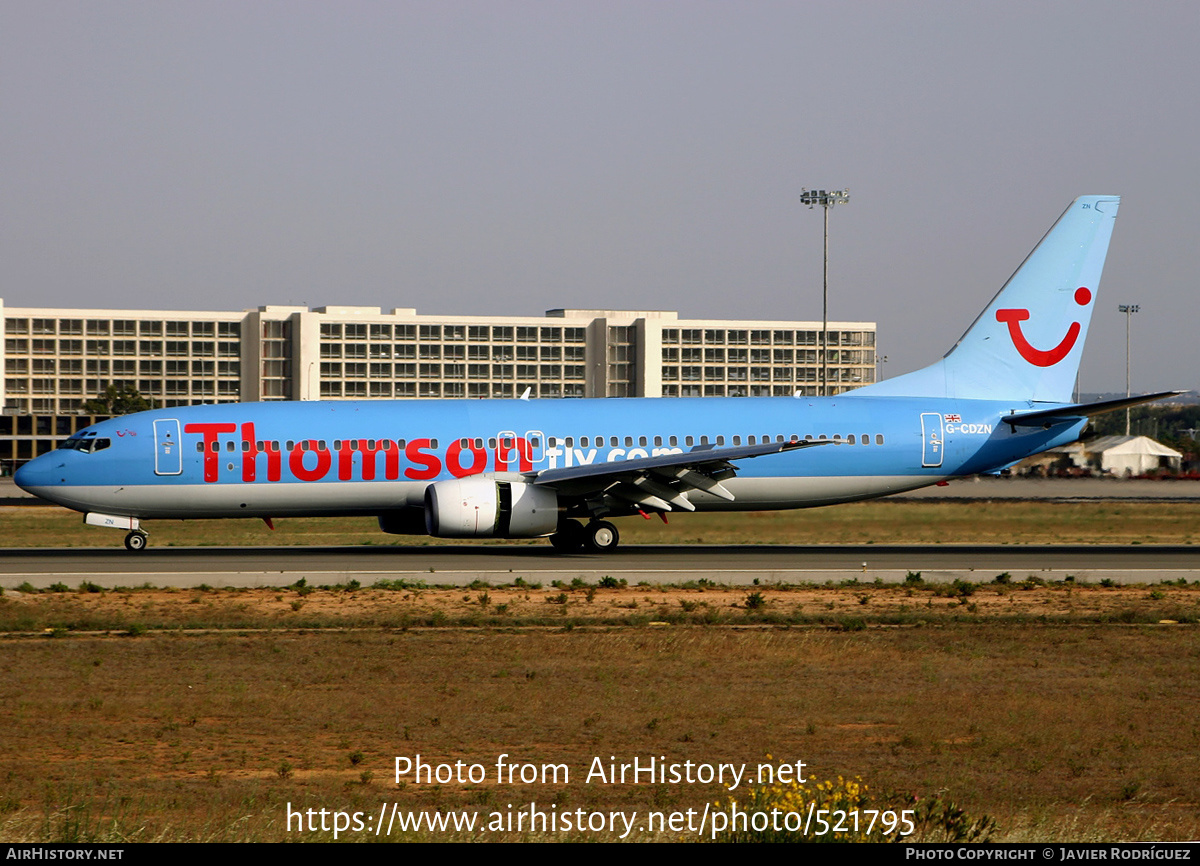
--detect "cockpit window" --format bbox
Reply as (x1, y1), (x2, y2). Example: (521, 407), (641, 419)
(57, 436), (111, 454)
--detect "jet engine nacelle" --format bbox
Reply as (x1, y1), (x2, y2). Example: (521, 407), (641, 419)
(424, 477), (559, 538)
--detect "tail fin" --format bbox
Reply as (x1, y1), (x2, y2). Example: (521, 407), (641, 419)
(854, 195), (1120, 403)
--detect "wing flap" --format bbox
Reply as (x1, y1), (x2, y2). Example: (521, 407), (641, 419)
(533, 438), (833, 511)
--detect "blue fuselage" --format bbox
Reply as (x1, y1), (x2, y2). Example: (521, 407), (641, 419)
(14, 395), (1084, 520)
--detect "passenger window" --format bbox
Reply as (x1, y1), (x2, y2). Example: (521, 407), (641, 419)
(211, 441), (220, 452)
(716, 436), (725, 446)
(654, 436), (662, 446)
(876, 434), (885, 445)
(565, 437), (574, 447)
(669, 436), (678, 446)
(733, 436), (741, 446)
(431, 439), (438, 448)
(639, 436), (647, 446)
(196, 442), (204, 452)
(685, 436), (694, 446)
(580, 437), (588, 447)
(848, 435), (856, 444)
(624, 436), (632, 447)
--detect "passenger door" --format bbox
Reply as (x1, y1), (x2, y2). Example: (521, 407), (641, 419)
(154, 419), (183, 476)
(920, 413), (944, 468)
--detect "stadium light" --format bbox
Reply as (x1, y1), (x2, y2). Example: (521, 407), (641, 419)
(1118, 304), (1140, 436)
(801, 189), (850, 396)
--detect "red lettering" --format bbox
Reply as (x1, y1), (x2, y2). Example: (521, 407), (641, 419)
(494, 437), (532, 472)
(184, 422), (236, 483)
(359, 439), (399, 480)
(516, 437), (533, 472)
(404, 438), (441, 480)
(241, 422), (281, 482)
(337, 438), (399, 480)
(447, 439), (488, 478)
(289, 440), (332, 481)
(337, 440), (355, 481)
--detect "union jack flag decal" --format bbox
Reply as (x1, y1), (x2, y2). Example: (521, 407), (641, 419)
(944, 414), (962, 422)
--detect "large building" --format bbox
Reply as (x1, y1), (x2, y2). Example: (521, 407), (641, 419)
(1, 299), (875, 468)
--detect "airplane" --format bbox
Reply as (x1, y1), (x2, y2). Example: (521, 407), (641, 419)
(14, 195), (1179, 553)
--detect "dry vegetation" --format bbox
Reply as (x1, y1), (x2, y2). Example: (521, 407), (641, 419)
(1, 578), (1199, 842)
(3, 498), (1199, 842)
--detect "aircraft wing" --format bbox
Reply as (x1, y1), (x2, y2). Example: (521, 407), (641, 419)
(1002, 391), (1185, 428)
(531, 438), (833, 513)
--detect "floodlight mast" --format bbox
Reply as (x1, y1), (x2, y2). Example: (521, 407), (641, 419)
(801, 188), (850, 396)
(1118, 303), (1140, 436)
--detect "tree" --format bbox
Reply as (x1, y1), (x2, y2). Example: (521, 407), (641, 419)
(81, 385), (157, 416)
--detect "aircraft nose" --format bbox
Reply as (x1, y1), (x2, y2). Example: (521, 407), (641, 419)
(14, 453), (61, 493)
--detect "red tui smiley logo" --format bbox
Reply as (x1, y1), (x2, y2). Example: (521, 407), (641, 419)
(995, 287), (1091, 367)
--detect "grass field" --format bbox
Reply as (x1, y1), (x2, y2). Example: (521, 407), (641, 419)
(5, 498), (1200, 547)
(2, 577), (1199, 842)
(3, 499), (1199, 842)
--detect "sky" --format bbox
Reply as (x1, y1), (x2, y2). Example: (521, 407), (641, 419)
(2, 1), (1196, 394)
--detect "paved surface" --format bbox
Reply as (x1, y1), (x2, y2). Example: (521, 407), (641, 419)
(4, 476), (1197, 588)
(2, 544), (1196, 588)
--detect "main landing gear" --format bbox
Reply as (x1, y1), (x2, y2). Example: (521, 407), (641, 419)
(124, 530), (148, 552)
(549, 518), (620, 554)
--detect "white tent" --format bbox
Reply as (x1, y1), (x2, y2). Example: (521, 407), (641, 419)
(1049, 435), (1182, 476)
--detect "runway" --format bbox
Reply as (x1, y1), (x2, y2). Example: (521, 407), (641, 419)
(1, 544), (1195, 588)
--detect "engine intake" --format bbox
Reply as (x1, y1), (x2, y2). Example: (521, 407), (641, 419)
(424, 477), (559, 538)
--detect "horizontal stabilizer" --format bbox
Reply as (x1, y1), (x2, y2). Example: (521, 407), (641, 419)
(1002, 391), (1185, 427)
